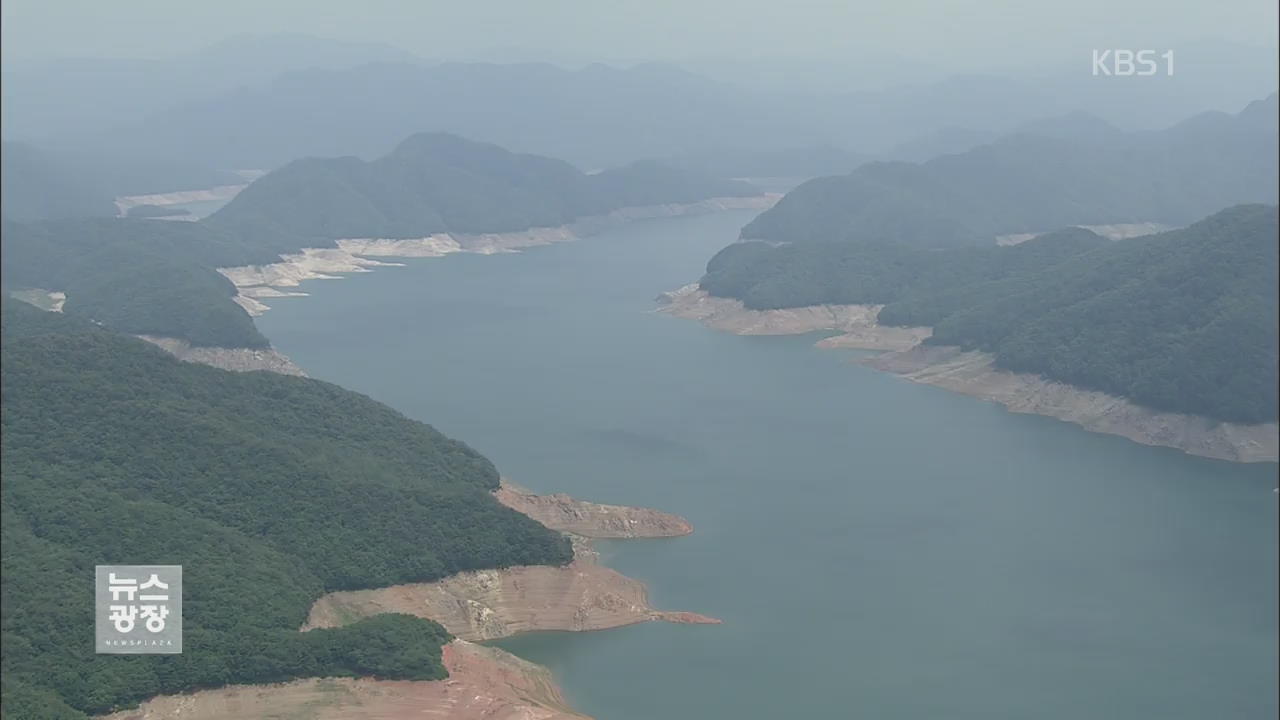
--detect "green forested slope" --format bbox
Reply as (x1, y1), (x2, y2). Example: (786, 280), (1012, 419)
(207, 133), (758, 241)
(706, 204), (1274, 420)
(893, 204), (1279, 423)
(701, 226), (1107, 310)
(0, 302), (572, 717)
(705, 205), (1278, 423)
(1, 218), (276, 348)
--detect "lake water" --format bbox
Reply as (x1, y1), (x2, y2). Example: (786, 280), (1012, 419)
(257, 210), (1278, 719)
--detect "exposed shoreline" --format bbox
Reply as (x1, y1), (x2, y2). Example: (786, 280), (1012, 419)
(219, 194), (780, 317)
(113, 184), (249, 217)
(658, 284), (1279, 463)
(96, 483), (709, 719)
(99, 639), (590, 720)
(305, 479), (719, 640)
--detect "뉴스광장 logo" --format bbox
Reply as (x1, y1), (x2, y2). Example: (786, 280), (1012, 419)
(95, 565), (182, 654)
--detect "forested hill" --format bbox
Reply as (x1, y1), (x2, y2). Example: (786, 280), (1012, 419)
(207, 132), (759, 241)
(704, 205), (1278, 423)
(0, 301), (572, 718)
(1, 217), (274, 348)
(739, 93), (1278, 249)
(2, 133), (755, 349)
(0, 141), (240, 223)
(893, 204), (1280, 423)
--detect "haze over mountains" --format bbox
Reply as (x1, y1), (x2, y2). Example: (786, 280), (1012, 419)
(0, 142), (241, 222)
(738, 93), (1279, 249)
(1, 19), (1278, 720)
(0, 33), (417, 141)
(3, 34), (1276, 180)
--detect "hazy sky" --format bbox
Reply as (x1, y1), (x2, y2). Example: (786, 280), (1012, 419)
(3, 0), (1277, 68)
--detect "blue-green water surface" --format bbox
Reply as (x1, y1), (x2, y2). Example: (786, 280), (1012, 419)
(258, 210), (1278, 719)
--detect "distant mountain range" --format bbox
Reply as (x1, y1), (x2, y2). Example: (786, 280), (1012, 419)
(1, 33), (419, 141)
(696, 95), (1278, 424)
(11, 45), (1272, 175)
(739, 93), (1279, 249)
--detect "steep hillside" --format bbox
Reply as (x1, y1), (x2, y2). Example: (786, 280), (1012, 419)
(888, 204), (1280, 423)
(705, 205), (1279, 423)
(1, 217), (273, 348)
(0, 302), (572, 717)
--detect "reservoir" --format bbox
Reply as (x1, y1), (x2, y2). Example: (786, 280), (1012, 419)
(257, 209), (1278, 719)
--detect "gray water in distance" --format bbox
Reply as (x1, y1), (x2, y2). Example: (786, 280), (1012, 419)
(256, 209), (1279, 720)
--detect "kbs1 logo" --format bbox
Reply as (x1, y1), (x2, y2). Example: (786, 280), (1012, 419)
(95, 565), (183, 654)
(1092, 49), (1174, 76)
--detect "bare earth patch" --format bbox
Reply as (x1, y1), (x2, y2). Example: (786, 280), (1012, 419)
(305, 535), (719, 640)
(137, 335), (307, 376)
(9, 288), (67, 312)
(656, 283), (929, 350)
(99, 483), (714, 719)
(98, 640), (589, 720)
(494, 479), (693, 538)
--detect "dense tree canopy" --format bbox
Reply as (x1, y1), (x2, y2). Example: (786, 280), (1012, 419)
(911, 205), (1280, 424)
(1, 218), (275, 348)
(704, 205), (1279, 423)
(0, 303), (572, 717)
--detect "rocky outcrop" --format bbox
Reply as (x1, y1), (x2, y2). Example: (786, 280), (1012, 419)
(304, 536), (719, 641)
(494, 479), (692, 538)
(220, 195), (780, 316)
(656, 283), (930, 350)
(97, 640), (589, 720)
(137, 336), (307, 377)
(865, 344), (1279, 463)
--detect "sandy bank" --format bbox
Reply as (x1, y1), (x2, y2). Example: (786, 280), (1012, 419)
(864, 345), (1279, 463)
(305, 534), (718, 640)
(137, 336), (307, 376)
(97, 639), (589, 720)
(495, 479), (693, 538)
(306, 481), (715, 639)
(220, 194), (780, 316)
(9, 288), (67, 313)
(656, 283), (929, 351)
(114, 184), (248, 216)
(98, 485), (708, 718)
(658, 285), (1277, 463)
